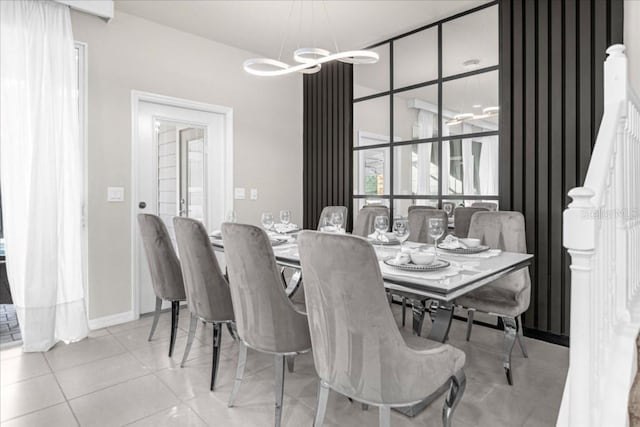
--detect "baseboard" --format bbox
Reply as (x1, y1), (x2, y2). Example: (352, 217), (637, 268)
(88, 310), (136, 330)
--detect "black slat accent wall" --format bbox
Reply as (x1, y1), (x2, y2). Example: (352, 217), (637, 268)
(303, 61), (353, 230)
(500, 0), (623, 337)
(303, 0), (623, 341)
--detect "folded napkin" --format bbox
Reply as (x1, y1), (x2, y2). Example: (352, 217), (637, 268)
(442, 249), (502, 259)
(273, 223), (299, 234)
(210, 230), (223, 239)
(368, 231), (388, 242)
(439, 235), (466, 249)
(319, 225), (346, 233)
(392, 252), (411, 265)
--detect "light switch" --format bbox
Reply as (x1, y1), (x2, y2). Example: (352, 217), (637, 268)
(107, 187), (125, 202)
(250, 188), (258, 200)
(234, 188), (246, 200)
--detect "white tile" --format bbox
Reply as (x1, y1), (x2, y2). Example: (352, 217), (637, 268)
(126, 403), (207, 427)
(0, 344), (25, 361)
(112, 323), (186, 352)
(129, 334), (211, 372)
(0, 352), (51, 386)
(44, 335), (127, 372)
(55, 352), (153, 399)
(1, 403), (78, 427)
(69, 375), (179, 427)
(0, 374), (65, 422)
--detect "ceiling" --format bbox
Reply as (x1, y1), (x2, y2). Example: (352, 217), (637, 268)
(114, 0), (491, 59)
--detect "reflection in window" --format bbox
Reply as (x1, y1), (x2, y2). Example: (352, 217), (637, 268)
(442, 136), (498, 196)
(354, 147), (389, 196)
(354, 97), (390, 146)
(393, 85), (439, 141)
(394, 28), (438, 88)
(354, 44), (390, 98)
(442, 70), (499, 136)
(394, 143), (439, 196)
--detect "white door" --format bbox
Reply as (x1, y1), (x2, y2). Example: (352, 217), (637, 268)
(134, 99), (231, 315)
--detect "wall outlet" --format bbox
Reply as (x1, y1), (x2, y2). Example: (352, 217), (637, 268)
(234, 188), (246, 200)
(250, 188), (258, 200)
(107, 187), (125, 202)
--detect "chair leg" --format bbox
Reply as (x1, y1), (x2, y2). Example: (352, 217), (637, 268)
(378, 405), (391, 427)
(226, 321), (239, 341)
(148, 297), (162, 341)
(442, 369), (466, 427)
(210, 323), (222, 391)
(285, 270), (303, 297)
(502, 317), (518, 385)
(516, 315), (529, 358)
(402, 297), (406, 327)
(274, 354), (285, 427)
(313, 381), (330, 427)
(169, 301), (180, 357)
(180, 313), (198, 367)
(286, 355), (295, 373)
(411, 299), (426, 336)
(465, 309), (475, 341)
(228, 341), (248, 407)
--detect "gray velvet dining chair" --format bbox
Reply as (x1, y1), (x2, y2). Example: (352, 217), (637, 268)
(453, 207), (488, 238)
(137, 214), (186, 357)
(221, 222), (312, 427)
(297, 231), (466, 427)
(471, 201), (498, 211)
(455, 211), (530, 385)
(352, 205), (389, 237)
(173, 217), (236, 391)
(317, 206), (348, 230)
(407, 204), (436, 214)
(407, 209), (448, 244)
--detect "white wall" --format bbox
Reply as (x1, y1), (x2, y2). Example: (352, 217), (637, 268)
(71, 10), (303, 320)
(625, 0), (640, 93)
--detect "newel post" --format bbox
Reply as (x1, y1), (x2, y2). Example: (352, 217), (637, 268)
(563, 187), (597, 426)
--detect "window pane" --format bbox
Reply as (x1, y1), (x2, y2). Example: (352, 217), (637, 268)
(441, 136), (498, 196)
(393, 143), (439, 196)
(442, 5), (498, 77)
(393, 28), (438, 88)
(354, 96), (390, 146)
(354, 148), (390, 196)
(354, 44), (390, 98)
(393, 85), (438, 141)
(393, 199), (438, 218)
(442, 70), (498, 136)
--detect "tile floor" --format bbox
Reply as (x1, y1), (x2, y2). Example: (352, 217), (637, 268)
(0, 304), (568, 426)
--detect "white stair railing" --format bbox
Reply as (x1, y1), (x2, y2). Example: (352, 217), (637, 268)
(559, 44), (640, 426)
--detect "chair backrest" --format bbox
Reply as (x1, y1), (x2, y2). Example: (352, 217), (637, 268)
(352, 205), (389, 237)
(407, 205), (435, 214)
(221, 223), (311, 354)
(468, 211), (531, 307)
(137, 214), (185, 301)
(317, 206), (348, 230)
(407, 209), (448, 243)
(297, 231), (462, 405)
(442, 202), (456, 217)
(471, 202), (498, 211)
(173, 217), (234, 322)
(454, 207), (488, 237)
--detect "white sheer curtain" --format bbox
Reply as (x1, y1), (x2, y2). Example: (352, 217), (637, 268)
(479, 136), (499, 195)
(416, 110), (433, 194)
(0, 0), (88, 351)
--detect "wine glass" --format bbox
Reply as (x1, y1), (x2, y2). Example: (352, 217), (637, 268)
(226, 210), (237, 223)
(374, 215), (389, 240)
(261, 212), (274, 231)
(392, 218), (410, 247)
(280, 210), (291, 225)
(330, 211), (344, 230)
(428, 217), (445, 256)
(443, 203), (453, 217)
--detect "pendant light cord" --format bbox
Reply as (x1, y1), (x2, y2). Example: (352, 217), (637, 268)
(277, 0), (297, 61)
(321, 0), (340, 53)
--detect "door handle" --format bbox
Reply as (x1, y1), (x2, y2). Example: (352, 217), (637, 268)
(138, 201), (146, 209)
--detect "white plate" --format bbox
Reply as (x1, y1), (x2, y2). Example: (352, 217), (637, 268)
(383, 258), (450, 272)
(437, 244), (490, 254)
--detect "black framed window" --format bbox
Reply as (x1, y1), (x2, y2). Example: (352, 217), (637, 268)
(352, 2), (500, 219)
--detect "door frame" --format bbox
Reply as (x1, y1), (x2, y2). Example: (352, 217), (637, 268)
(130, 91), (233, 319)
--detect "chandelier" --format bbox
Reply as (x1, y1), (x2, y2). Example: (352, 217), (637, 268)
(445, 59), (499, 126)
(243, 1), (379, 77)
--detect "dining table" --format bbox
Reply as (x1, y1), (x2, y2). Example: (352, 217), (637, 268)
(211, 231), (533, 416)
